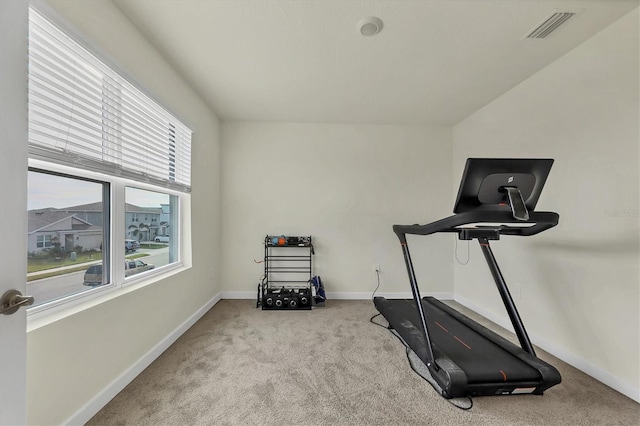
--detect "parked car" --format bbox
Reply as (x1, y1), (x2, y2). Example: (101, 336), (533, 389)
(83, 260), (155, 286)
(154, 235), (170, 243)
(125, 259), (155, 277)
(125, 239), (140, 252)
(83, 264), (103, 286)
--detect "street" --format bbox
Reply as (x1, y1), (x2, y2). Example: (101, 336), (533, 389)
(28, 247), (169, 307)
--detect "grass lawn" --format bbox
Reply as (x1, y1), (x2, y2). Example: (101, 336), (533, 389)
(27, 251), (103, 273)
(27, 265), (90, 282)
(27, 252), (149, 281)
(125, 253), (150, 260)
(140, 243), (168, 249)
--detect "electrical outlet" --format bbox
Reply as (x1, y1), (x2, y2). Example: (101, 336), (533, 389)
(373, 264), (381, 273)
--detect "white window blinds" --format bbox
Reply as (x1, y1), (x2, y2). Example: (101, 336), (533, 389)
(28, 9), (192, 192)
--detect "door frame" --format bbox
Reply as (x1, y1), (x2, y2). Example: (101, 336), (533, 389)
(0, 1), (29, 425)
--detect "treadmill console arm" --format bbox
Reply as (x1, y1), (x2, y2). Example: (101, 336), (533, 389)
(503, 186), (529, 221)
(392, 225), (408, 244)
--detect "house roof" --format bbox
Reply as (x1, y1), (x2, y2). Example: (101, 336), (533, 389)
(56, 201), (104, 212)
(48, 202), (162, 214)
(28, 211), (96, 234)
(28, 202), (163, 233)
(125, 204), (162, 214)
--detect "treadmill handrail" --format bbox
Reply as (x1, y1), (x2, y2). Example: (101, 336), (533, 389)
(393, 211), (558, 243)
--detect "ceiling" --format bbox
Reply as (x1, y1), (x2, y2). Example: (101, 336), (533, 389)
(112, 0), (638, 126)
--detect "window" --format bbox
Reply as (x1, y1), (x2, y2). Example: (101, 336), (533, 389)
(28, 169), (109, 306)
(36, 235), (52, 249)
(27, 8), (192, 311)
(125, 187), (177, 271)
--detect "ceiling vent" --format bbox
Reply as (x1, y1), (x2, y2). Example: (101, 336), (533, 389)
(524, 11), (576, 39)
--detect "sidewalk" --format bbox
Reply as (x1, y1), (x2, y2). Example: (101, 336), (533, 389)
(27, 259), (102, 278)
(27, 249), (152, 278)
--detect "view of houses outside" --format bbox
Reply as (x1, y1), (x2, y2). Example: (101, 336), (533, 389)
(27, 171), (174, 307)
(125, 187), (172, 244)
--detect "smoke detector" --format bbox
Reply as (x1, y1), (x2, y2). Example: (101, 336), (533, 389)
(523, 10), (577, 39)
(358, 16), (383, 36)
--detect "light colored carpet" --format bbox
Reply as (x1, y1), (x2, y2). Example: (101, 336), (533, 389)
(87, 299), (639, 425)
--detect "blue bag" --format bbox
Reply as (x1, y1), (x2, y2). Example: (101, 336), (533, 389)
(311, 275), (325, 304)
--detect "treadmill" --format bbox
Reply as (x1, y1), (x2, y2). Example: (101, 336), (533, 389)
(374, 158), (561, 398)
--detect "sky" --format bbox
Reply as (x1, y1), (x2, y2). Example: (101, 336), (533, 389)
(28, 170), (169, 210)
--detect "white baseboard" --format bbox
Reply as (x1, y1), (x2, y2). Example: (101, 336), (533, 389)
(326, 291), (381, 300)
(221, 290), (256, 299)
(454, 295), (640, 403)
(64, 292), (224, 425)
(221, 291), (454, 300)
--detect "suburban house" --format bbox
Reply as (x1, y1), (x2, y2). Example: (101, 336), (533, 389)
(26, 202), (169, 254)
(27, 209), (102, 254)
(0, 1), (637, 425)
(124, 204), (164, 242)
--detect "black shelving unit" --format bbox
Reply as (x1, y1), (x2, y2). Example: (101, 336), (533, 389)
(257, 235), (314, 310)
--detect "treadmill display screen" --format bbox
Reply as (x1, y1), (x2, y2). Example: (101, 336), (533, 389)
(453, 158), (553, 214)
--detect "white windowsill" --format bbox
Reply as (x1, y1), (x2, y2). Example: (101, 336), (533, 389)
(26, 263), (190, 332)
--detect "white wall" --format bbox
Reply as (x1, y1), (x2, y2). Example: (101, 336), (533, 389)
(452, 9), (639, 401)
(221, 122), (453, 298)
(25, 1), (222, 424)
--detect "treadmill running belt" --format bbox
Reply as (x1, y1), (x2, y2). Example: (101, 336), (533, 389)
(381, 298), (540, 384)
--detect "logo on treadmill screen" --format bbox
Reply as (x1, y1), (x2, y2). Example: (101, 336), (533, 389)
(508, 176), (514, 183)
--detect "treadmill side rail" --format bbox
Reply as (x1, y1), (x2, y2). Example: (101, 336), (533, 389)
(426, 297), (562, 396)
(372, 296), (468, 397)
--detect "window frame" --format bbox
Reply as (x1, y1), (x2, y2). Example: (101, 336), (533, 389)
(25, 5), (192, 320)
(36, 234), (53, 249)
(123, 185), (180, 283)
(27, 159), (189, 317)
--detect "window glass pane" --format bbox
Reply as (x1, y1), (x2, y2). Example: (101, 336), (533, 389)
(125, 187), (177, 278)
(27, 170), (108, 306)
